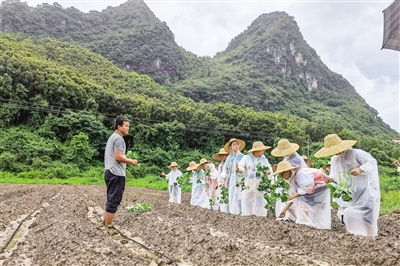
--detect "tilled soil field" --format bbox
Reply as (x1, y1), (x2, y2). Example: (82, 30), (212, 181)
(0, 184), (399, 266)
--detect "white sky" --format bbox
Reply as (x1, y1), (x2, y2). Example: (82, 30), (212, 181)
(25, 0), (400, 133)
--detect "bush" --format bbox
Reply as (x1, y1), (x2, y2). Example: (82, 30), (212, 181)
(42, 162), (80, 179)
(63, 132), (95, 169)
(370, 148), (391, 167)
(17, 171), (42, 179)
(80, 166), (104, 180)
(0, 152), (18, 172)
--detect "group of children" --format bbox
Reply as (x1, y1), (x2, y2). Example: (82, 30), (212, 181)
(163, 134), (381, 237)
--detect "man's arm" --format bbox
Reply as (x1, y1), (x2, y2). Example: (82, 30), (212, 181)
(114, 150), (138, 165)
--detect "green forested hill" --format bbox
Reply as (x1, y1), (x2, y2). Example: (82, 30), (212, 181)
(0, 0), (199, 83)
(0, 34), (399, 177)
(1, 0), (394, 139)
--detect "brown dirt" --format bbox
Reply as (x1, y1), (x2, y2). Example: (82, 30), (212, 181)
(0, 184), (399, 266)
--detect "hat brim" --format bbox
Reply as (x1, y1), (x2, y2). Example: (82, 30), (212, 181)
(273, 165), (297, 176)
(186, 165), (198, 171)
(224, 139), (246, 153)
(212, 153), (228, 160)
(196, 164), (206, 170)
(248, 146), (271, 153)
(314, 140), (356, 158)
(271, 143), (299, 157)
(168, 165), (181, 168)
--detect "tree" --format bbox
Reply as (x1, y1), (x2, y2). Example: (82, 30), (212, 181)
(64, 132), (95, 168)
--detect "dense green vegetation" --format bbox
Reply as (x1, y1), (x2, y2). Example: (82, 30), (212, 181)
(1, 33), (398, 175)
(0, 0), (399, 213)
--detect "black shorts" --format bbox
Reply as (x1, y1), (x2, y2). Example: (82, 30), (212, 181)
(104, 170), (126, 213)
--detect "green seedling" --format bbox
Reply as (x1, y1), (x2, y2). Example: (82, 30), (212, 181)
(327, 171), (353, 202)
(218, 185), (229, 204)
(235, 175), (249, 191)
(126, 203), (152, 213)
(256, 164), (289, 213)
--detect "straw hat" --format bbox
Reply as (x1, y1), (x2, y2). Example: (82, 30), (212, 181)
(196, 158), (209, 170)
(212, 148), (229, 160)
(271, 139), (299, 157)
(186, 161), (198, 171)
(320, 161), (331, 173)
(273, 161), (297, 176)
(167, 162), (181, 168)
(314, 134), (357, 158)
(247, 141), (271, 153)
(301, 155), (315, 165)
(223, 138), (246, 153)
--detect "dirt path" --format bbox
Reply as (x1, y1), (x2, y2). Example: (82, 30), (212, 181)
(1, 184), (399, 265)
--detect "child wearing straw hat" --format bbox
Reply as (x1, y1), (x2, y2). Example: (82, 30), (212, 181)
(271, 139), (308, 168)
(220, 138), (246, 215)
(274, 160), (331, 229)
(197, 158), (219, 210)
(188, 161), (206, 207)
(162, 162), (183, 204)
(212, 148), (229, 174)
(237, 141), (273, 216)
(314, 134), (380, 237)
(212, 148), (229, 213)
(186, 161), (198, 183)
(186, 161), (200, 206)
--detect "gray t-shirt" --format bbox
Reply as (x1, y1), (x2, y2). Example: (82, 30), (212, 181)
(104, 132), (126, 176)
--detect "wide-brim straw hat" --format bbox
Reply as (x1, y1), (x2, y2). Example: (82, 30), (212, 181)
(271, 139), (299, 157)
(247, 141), (271, 153)
(301, 155), (315, 165)
(186, 161), (198, 171)
(196, 158), (209, 170)
(212, 148), (229, 160)
(314, 134), (357, 158)
(223, 138), (246, 153)
(273, 161), (297, 176)
(168, 162), (181, 168)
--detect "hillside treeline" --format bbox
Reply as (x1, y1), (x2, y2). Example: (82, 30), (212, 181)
(0, 34), (399, 178)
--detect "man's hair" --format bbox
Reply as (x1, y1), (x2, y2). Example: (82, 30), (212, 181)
(114, 116), (130, 130)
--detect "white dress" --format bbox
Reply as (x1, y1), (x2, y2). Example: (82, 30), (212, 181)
(191, 170), (206, 207)
(220, 152), (244, 215)
(330, 148), (380, 236)
(277, 168), (331, 230)
(217, 161), (229, 213)
(166, 169), (182, 204)
(238, 154), (272, 216)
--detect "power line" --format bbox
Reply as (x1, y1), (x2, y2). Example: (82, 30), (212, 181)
(0, 97), (279, 140)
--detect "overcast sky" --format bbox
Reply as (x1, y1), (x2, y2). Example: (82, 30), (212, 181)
(25, 0), (400, 133)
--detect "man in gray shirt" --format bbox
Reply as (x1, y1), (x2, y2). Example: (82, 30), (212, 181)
(104, 116), (138, 226)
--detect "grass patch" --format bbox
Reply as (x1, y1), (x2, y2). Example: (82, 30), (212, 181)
(0, 171), (192, 191)
(380, 190), (400, 214)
